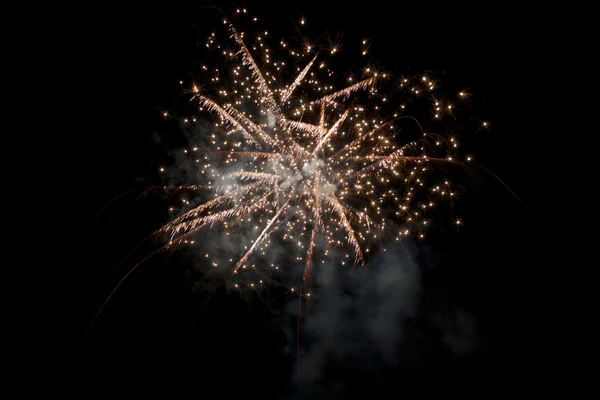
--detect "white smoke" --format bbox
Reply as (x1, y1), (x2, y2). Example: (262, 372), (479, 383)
(286, 241), (420, 384)
(302, 158), (324, 177)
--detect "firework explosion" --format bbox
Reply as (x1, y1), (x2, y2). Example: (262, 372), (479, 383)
(156, 11), (486, 296)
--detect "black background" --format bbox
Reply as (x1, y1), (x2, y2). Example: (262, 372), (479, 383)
(77, 1), (573, 395)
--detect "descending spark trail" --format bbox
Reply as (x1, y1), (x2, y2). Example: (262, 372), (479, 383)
(151, 13), (487, 296)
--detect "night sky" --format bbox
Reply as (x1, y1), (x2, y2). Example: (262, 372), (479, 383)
(79, 2), (570, 395)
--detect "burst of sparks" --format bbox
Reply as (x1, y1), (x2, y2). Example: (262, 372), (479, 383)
(158, 14), (481, 295)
